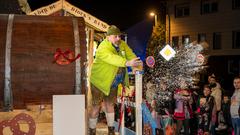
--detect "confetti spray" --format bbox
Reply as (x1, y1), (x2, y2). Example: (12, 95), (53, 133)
(144, 42), (208, 102)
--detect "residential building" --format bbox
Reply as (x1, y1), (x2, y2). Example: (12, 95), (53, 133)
(166, 0), (240, 89)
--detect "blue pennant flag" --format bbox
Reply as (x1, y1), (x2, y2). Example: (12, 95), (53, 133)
(142, 103), (157, 135)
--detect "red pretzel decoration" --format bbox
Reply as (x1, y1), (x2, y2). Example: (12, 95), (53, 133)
(53, 48), (81, 65)
(0, 113), (36, 135)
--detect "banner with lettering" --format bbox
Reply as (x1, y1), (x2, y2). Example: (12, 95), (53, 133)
(63, 1), (108, 32)
(28, 1), (62, 16)
(27, 0), (109, 32)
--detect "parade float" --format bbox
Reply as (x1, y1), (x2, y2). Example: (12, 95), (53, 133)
(0, 0), (109, 134)
(0, 1), (209, 135)
(0, 1), (147, 135)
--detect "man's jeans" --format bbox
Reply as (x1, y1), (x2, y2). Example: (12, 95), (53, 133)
(232, 118), (240, 135)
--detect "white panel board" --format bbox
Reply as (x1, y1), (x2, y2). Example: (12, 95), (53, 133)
(53, 95), (85, 135)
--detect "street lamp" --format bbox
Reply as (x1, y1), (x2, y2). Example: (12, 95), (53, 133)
(150, 12), (157, 26)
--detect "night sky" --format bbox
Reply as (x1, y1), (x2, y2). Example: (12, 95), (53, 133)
(27, 0), (162, 30)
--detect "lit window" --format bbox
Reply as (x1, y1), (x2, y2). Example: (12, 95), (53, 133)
(182, 35), (190, 44)
(198, 33), (207, 43)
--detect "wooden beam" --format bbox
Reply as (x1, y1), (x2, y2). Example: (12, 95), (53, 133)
(135, 71), (143, 135)
(4, 14), (14, 111)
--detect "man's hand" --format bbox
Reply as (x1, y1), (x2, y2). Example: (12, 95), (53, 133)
(126, 57), (143, 74)
(125, 57), (142, 67)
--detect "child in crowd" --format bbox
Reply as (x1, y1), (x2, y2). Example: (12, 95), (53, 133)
(215, 95), (231, 133)
(197, 97), (207, 135)
(197, 85), (215, 135)
(174, 79), (193, 135)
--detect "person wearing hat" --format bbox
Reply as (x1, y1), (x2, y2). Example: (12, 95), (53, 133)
(88, 25), (142, 135)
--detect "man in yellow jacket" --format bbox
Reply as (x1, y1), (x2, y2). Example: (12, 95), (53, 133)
(89, 25), (142, 135)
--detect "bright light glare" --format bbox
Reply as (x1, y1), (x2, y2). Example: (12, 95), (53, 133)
(150, 12), (155, 17)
